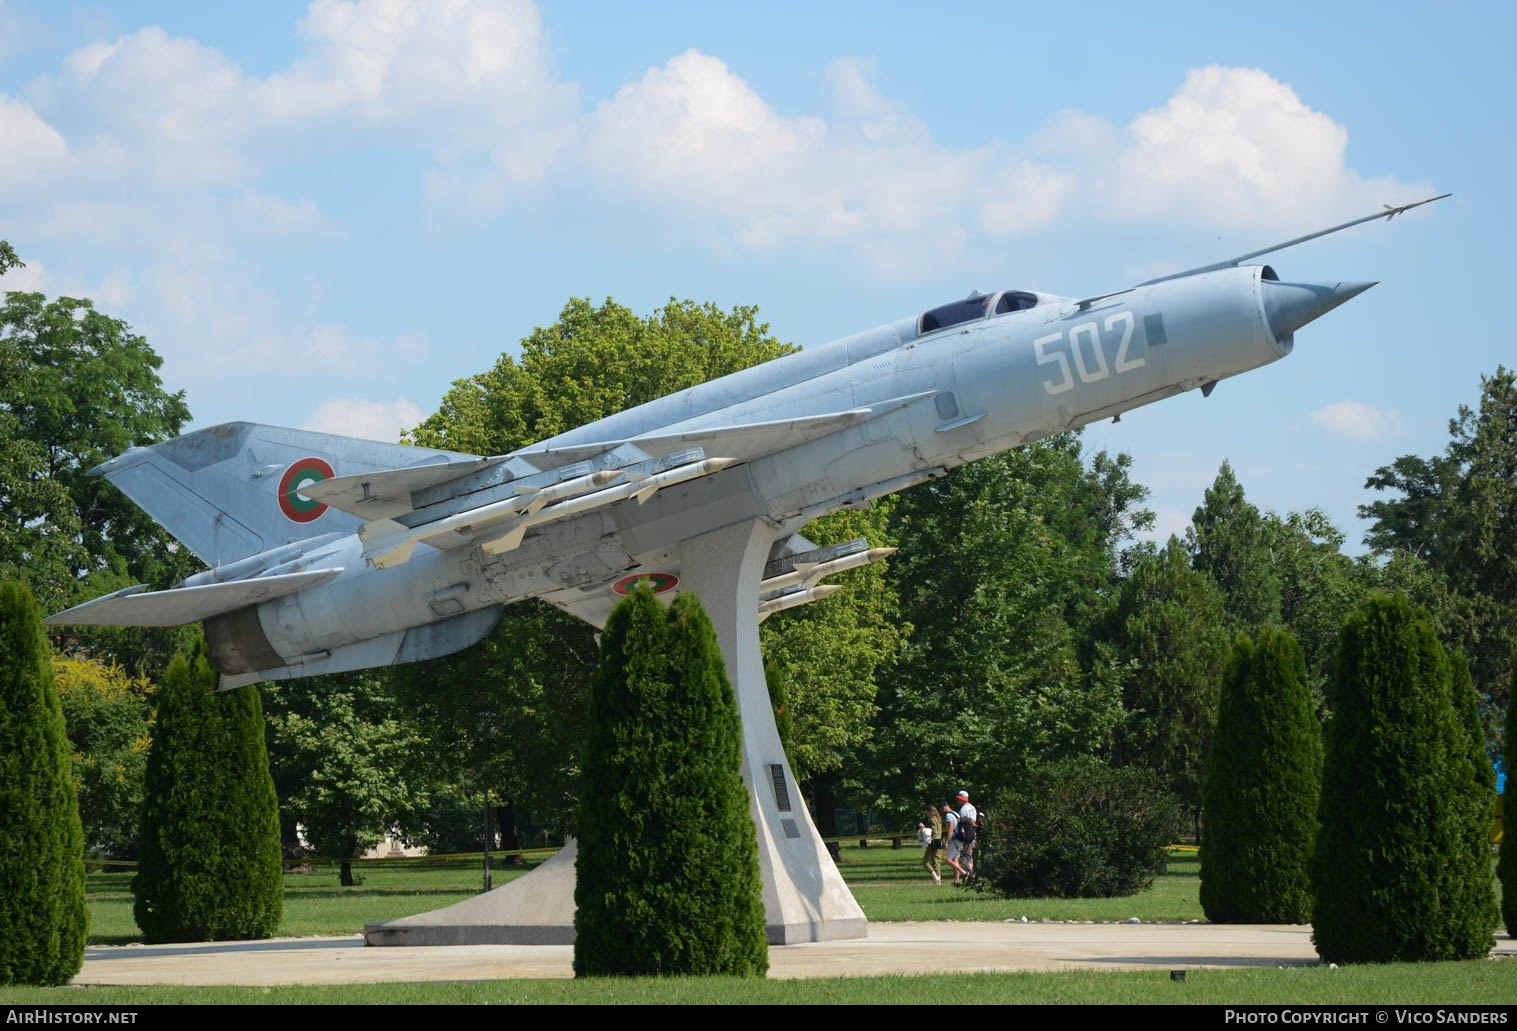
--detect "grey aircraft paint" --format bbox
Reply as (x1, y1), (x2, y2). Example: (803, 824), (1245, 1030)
(47, 197), (1445, 690)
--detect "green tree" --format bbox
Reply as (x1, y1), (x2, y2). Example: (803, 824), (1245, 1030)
(134, 639), (282, 942)
(759, 505), (904, 786)
(1200, 628), (1321, 923)
(1187, 461), (1281, 633)
(264, 671), (432, 886)
(408, 297), (796, 455)
(0, 415), (84, 608)
(1360, 453), (1462, 565)
(1103, 537), (1231, 831)
(1500, 663), (1516, 934)
(867, 436), (1136, 815)
(0, 581), (87, 986)
(53, 656), (155, 858)
(1, 278), (195, 678)
(0, 240), (22, 277)
(1260, 509), (1365, 711)
(1360, 367), (1517, 754)
(391, 599), (594, 849)
(1446, 651), (1500, 953)
(407, 297), (897, 809)
(0, 292), (192, 598)
(1311, 594), (1496, 963)
(573, 585), (767, 977)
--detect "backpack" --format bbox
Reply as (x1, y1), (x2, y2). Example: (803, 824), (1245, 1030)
(954, 816), (976, 843)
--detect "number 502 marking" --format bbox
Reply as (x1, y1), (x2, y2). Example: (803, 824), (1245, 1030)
(1034, 312), (1141, 396)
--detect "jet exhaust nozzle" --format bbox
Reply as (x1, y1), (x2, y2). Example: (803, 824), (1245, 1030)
(1262, 279), (1377, 342)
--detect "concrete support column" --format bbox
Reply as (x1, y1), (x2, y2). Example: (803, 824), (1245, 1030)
(677, 519), (867, 944)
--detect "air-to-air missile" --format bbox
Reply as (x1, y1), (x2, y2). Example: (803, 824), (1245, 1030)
(46, 194), (1446, 945)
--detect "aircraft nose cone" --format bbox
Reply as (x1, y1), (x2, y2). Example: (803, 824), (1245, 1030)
(1262, 280), (1377, 339)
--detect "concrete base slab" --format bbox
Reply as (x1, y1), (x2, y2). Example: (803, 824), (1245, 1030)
(79, 922), (1508, 986)
(363, 840), (580, 946)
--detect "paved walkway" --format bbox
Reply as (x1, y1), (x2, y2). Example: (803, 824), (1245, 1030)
(76, 922), (1515, 985)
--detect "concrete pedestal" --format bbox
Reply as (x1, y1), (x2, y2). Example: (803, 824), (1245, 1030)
(365, 517), (867, 947)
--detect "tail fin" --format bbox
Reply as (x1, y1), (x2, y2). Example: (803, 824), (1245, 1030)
(90, 422), (479, 567)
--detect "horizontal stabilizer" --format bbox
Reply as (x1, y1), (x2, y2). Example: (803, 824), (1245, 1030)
(44, 568), (342, 627)
(300, 456), (509, 519)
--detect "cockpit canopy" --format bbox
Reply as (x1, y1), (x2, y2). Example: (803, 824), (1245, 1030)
(919, 290), (1039, 335)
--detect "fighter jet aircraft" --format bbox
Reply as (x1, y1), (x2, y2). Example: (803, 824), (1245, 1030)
(46, 194), (1446, 687)
(45, 193), (1447, 946)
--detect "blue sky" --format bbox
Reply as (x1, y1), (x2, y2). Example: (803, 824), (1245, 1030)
(2, 0), (1511, 551)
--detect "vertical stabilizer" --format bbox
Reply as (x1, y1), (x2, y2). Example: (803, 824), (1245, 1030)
(89, 422), (480, 567)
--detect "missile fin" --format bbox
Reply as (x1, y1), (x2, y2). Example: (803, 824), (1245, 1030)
(482, 523), (527, 555)
(370, 539), (418, 569)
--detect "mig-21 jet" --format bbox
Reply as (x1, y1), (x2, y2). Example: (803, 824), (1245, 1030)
(46, 194), (1446, 943)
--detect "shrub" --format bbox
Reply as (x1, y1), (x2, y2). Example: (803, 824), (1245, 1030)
(573, 585), (767, 976)
(1311, 594), (1497, 963)
(1200, 628), (1321, 923)
(973, 755), (1183, 898)
(0, 581), (87, 985)
(133, 638), (282, 942)
(54, 656), (155, 858)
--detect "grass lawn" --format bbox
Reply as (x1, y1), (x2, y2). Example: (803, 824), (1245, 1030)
(4, 964), (1514, 1006)
(839, 841), (1206, 922)
(30, 841), (1504, 1005)
(83, 854), (550, 945)
(81, 842), (1207, 944)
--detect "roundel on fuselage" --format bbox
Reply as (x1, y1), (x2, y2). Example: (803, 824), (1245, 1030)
(612, 572), (679, 595)
(278, 457), (335, 523)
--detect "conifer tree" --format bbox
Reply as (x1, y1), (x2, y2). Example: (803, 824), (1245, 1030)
(1447, 652), (1499, 954)
(1107, 538), (1231, 832)
(1311, 594), (1496, 962)
(1187, 461), (1282, 633)
(1496, 661), (1515, 935)
(574, 585), (766, 976)
(134, 638), (282, 942)
(1200, 628), (1320, 923)
(0, 581), (87, 985)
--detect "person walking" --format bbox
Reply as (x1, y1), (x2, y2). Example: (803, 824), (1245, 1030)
(954, 790), (978, 881)
(942, 803), (967, 885)
(920, 804), (943, 885)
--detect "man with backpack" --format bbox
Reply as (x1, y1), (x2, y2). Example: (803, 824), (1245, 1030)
(953, 790), (978, 881)
(942, 803), (967, 885)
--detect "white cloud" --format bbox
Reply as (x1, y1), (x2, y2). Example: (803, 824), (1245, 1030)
(0, 4), (1433, 415)
(0, 94), (69, 190)
(302, 397), (426, 442)
(578, 51), (1072, 276)
(1, 256), (48, 294)
(561, 59), (1421, 273)
(1308, 401), (1407, 442)
(9, 8), (1426, 274)
(1095, 67), (1423, 228)
(18, 0), (574, 201)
